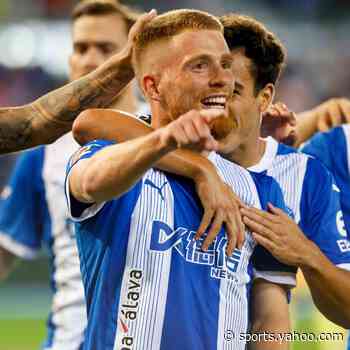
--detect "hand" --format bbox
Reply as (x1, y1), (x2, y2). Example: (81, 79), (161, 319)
(261, 102), (297, 146)
(123, 9), (157, 55)
(241, 203), (316, 266)
(313, 98), (350, 132)
(160, 109), (227, 152)
(194, 169), (246, 256)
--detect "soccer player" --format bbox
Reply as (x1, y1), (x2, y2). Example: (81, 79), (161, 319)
(67, 10), (295, 350)
(0, 6), (156, 155)
(300, 122), (350, 350)
(0, 1), (147, 349)
(220, 14), (350, 328)
(73, 13), (350, 331)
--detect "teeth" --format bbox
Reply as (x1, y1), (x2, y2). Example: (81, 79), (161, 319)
(202, 96), (226, 105)
(203, 105), (225, 109)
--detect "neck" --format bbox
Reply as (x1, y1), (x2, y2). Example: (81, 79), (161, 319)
(227, 132), (267, 168)
(109, 85), (138, 114)
(150, 103), (173, 129)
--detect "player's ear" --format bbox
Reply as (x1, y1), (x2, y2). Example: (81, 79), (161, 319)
(142, 75), (161, 102)
(258, 83), (275, 113)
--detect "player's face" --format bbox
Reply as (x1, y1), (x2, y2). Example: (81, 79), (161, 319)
(218, 47), (265, 155)
(69, 13), (128, 81)
(156, 30), (234, 123)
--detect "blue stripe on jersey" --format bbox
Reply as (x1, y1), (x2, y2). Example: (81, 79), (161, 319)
(160, 176), (220, 350)
(0, 147), (56, 348)
(75, 184), (142, 350)
(249, 171), (297, 274)
(299, 157), (350, 265)
(276, 142), (296, 156)
(0, 147), (51, 251)
(302, 127), (347, 174)
(302, 127), (350, 235)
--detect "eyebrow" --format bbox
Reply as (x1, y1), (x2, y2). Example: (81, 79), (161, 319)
(183, 53), (213, 66)
(221, 53), (233, 62)
(74, 40), (119, 48)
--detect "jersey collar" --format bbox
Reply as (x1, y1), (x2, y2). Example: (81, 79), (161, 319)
(248, 137), (279, 173)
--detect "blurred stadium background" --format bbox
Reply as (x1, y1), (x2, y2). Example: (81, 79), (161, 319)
(0, 0), (349, 349)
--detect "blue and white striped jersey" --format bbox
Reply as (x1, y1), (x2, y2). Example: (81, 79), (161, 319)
(248, 136), (350, 270)
(66, 140), (296, 350)
(298, 125), (350, 350)
(302, 125), (350, 238)
(0, 133), (86, 350)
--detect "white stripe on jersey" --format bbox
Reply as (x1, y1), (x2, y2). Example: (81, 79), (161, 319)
(249, 137), (307, 224)
(113, 156), (264, 350)
(268, 153), (308, 224)
(209, 153), (258, 350)
(114, 170), (174, 350)
(43, 133), (87, 350)
(342, 124), (350, 177)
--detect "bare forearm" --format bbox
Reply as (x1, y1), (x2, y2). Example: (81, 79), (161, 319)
(0, 51), (133, 154)
(294, 110), (318, 147)
(249, 280), (290, 350)
(77, 131), (174, 203)
(74, 110), (214, 181)
(301, 243), (350, 327)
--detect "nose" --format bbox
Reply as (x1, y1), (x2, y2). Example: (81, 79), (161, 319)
(81, 46), (103, 72)
(209, 62), (234, 92)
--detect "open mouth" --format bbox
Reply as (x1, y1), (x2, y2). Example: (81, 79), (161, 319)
(201, 95), (227, 110)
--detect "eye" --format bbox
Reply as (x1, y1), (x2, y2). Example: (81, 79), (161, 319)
(99, 44), (116, 55)
(74, 44), (87, 54)
(221, 59), (232, 70)
(192, 61), (209, 71)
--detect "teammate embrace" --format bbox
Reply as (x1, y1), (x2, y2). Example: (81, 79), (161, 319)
(1, 2), (350, 350)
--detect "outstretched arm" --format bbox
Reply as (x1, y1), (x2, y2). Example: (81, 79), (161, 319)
(70, 110), (220, 204)
(0, 10), (156, 154)
(261, 98), (350, 148)
(294, 97), (350, 147)
(73, 109), (245, 255)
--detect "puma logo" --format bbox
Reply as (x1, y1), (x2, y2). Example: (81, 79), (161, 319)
(144, 179), (168, 201)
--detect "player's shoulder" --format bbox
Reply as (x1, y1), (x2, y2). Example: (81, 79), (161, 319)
(275, 138), (333, 182)
(15, 145), (45, 171)
(305, 125), (347, 150)
(68, 139), (114, 169)
(46, 132), (79, 154)
(274, 138), (315, 170)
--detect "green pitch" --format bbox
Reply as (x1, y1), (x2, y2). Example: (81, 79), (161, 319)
(0, 319), (46, 350)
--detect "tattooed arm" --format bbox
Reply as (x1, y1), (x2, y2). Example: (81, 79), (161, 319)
(0, 10), (156, 154)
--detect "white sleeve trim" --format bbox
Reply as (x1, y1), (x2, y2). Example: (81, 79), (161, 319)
(253, 269), (297, 288)
(337, 263), (350, 271)
(65, 170), (106, 222)
(0, 232), (38, 259)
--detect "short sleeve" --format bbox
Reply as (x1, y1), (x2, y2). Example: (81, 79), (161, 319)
(250, 172), (297, 287)
(0, 148), (49, 259)
(299, 158), (350, 270)
(65, 140), (115, 222)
